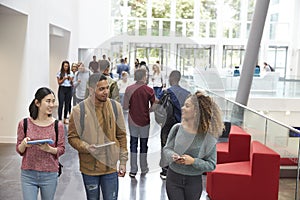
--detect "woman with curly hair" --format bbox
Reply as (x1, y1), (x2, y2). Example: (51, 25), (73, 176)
(163, 91), (224, 200)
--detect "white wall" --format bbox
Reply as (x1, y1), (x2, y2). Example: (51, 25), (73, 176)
(78, 0), (112, 49)
(0, 0), (79, 143)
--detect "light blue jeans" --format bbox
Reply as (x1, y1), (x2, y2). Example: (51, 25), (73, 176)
(21, 169), (58, 200)
(82, 172), (118, 200)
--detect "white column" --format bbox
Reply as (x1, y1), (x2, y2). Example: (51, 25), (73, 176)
(235, 0), (270, 105)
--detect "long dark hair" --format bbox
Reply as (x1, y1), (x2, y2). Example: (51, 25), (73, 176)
(59, 60), (70, 79)
(29, 87), (55, 119)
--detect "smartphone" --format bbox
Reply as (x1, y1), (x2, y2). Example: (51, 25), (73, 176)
(172, 155), (184, 161)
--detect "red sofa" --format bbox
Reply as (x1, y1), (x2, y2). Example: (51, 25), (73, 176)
(207, 141), (280, 200)
(217, 125), (251, 164)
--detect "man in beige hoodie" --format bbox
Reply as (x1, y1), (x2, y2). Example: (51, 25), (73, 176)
(68, 73), (128, 200)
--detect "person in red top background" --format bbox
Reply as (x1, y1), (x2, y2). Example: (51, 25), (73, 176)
(16, 87), (65, 200)
(123, 68), (156, 178)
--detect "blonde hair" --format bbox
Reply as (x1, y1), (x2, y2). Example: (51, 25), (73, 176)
(121, 71), (128, 77)
(152, 63), (161, 75)
(190, 91), (224, 138)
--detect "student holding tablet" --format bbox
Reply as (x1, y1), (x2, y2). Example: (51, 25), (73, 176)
(16, 87), (65, 200)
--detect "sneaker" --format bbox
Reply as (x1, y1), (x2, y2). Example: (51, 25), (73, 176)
(160, 172), (167, 180)
(141, 168), (149, 176)
(63, 119), (69, 124)
(129, 172), (136, 178)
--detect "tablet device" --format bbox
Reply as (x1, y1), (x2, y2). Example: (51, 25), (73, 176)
(27, 139), (54, 145)
(94, 141), (116, 148)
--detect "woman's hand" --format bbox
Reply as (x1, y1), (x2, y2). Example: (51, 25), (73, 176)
(181, 154), (194, 165)
(18, 137), (32, 153)
(22, 137), (32, 148)
(38, 143), (57, 154)
(173, 154), (194, 165)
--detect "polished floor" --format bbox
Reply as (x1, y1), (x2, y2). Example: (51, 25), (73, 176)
(2, 78), (300, 199)
(0, 112), (298, 200)
(0, 112), (208, 200)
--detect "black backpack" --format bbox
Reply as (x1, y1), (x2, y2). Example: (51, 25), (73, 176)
(23, 118), (63, 177)
(154, 90), (175, 126)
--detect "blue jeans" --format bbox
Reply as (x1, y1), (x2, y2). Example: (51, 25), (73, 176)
(153, 87), (162, 98)
(82, 172), (118, 200)
(129, 123), (150, 173)
(21, 169), (58, 200)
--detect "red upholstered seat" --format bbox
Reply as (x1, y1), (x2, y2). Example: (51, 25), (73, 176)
(217, 125), (251, 164)
(207, 141), (280, 200)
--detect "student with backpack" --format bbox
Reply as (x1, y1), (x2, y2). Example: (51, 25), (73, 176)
(68, 73), (128, 200)
(156, 70), (190, 180)
(16, 87), (65, 200)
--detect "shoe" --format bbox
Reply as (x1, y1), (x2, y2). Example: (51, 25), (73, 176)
(129, 172), (136, 178)
(64, 119), (69, 124)
(141, 168), (149, 176)
(160, 171), (167, 180)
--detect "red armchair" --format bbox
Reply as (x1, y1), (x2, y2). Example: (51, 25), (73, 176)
(207, 141), (280, 200)
(217, 125), (251, 164)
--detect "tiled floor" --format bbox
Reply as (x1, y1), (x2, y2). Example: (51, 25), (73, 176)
(0, 112), (299, 200)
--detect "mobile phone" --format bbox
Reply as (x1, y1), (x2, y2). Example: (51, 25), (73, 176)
(172, 155), (184, 161)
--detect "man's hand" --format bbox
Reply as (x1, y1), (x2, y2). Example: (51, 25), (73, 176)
(118, 164), (126, 177)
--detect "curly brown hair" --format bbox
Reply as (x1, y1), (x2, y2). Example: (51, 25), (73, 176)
(190, 91), (224, 138)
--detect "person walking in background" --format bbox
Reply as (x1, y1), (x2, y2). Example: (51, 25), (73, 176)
(134, 58), (140, 71)
(123, 68), (156, 178)
(264, 62), (274, 72)
(56, 60), (74, 124)
(73, 63), (92, 104)
(117, 71), (130, 107)
(68, 73), (128, 200)
(163, 91), (223, 200)
(139, 61), (150, 85)
(117, 58), (130, 79)
(70, 63), (78, 112)
(158, 70), (190, 180)
(99, 59), (120, 102)
(16, 87), (65, 200)
(89, 55), (99, 73)
(151, 63), (165, 98)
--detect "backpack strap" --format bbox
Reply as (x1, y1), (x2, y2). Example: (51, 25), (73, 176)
(54, 120), (59, 147)
(111, 99), (118, 120)
(23, 118), (28, 136)
(79, 101), (85, 136)
(174, 123), (180, 134)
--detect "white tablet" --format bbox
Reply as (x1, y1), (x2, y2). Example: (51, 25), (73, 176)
(93, 141), (116, 148)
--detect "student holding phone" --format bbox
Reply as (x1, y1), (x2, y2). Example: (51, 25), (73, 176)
(163, 91), (224, 200)
(16, 87), (65, 200)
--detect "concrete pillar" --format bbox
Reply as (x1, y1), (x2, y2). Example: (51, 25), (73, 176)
(235, 0), (270, 105)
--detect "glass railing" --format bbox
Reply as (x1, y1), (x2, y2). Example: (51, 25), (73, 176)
(204, 89), (300, 200)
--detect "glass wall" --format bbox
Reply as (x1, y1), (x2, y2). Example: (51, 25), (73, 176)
(104, 0), (293, 80)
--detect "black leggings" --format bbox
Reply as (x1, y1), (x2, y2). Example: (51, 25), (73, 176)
(166, 168), (203, 200)
(58, 86), (72, 120)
